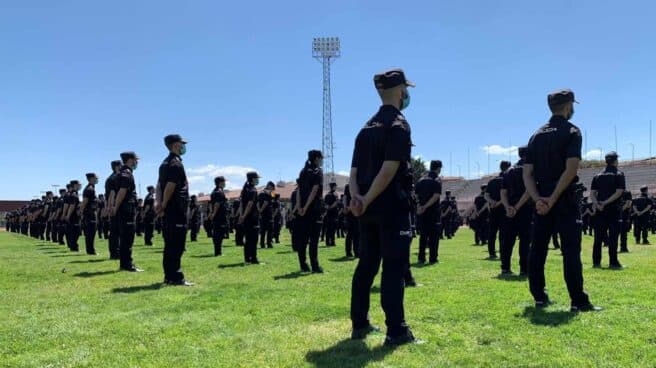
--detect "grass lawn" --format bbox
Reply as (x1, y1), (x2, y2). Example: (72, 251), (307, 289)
(1, 227), (655, 368)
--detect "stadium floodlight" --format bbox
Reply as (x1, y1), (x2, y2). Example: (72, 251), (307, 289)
(312, 37), (341, 184)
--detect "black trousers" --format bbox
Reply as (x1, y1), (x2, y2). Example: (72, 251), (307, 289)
(259, 216), (273, 248)
(500, 206), (532, 273)
(163, 216), (187, 282)
(144, 216), (154, 245)
(475, 216), (488, 244)
(273, 217), (282, 243)
(117, 212), (136, 269)
(345, 215), (360, 257)
(351, 211), (411, 337)
(417, 214), (440, 262)
(528, 195), (590, 307)
(189, 219), (199, 241)
(243, 222), (259, 263)
(212, 223), (226, 256)
(109, 216), (121, 259)
(619, 217), (630, 251)
(634, 215), (649, 243)
(592, 208), (620, 266)
(66, 222), (81, 251)
(45, 221), (52, 241)
(295, 214), (321, 269)
(83, 219), (97, 254)
(234, 221), (244, 246)
(324, 213), (337, 246)
(488, 207), (504, 257)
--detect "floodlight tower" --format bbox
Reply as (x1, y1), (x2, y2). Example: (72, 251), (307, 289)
(312, 37), (340, 184)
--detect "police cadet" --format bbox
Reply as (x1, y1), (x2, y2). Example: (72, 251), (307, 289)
(97, 194), (106, 239)
(43, 191), (54, 242)
(106, 160), (122, 260)
(295, 150), (325, 273)
(156, 134), (192, 285)
(231, 199), (243, 246)
(209, 176), (228, 256)
(288, 179), (300, 251)
(439, 191), (451, 239)
(188, 195), (200, 242)
(581, 197), (593, 236)
(323, 182), (339, 247)
(64, 180), (82, 252)
(499, 146), (532, 275)
(80, 173), (100, 255)
(485, 161), (511, 260)
(472, 185), (489, 245)
(349, 68), (418, 345)
(55, 187), (68, 244)
(272, 193), (282, 244)
(619, 191), (632, 252)
(632, 186), (651, 245)
(112, 151), (143, 272)
(589, 151), (625, 269)
(523, 89), (600, 312)
(343, 183), (360, 258)
(238, 171), (262, 264)
(143, 186), (156, 246)
(257, 181), (275, 248)
(415, 160), (442, 264)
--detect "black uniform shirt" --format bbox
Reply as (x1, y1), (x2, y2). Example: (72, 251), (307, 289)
(68, 190), (80, 221)
(633, 193), (651, 213)
(486, 174), (504, 202)
(158, 153), (189, 216)
(324, 190), (338, 216)
(143, 193), (155, 216)
(502, 161), (526, 206)
(525, 115), (582, 196)
(415, 171), (442, 217)
(351, 105), (412, 214)
(590, 166), (625, 207)
(621, 192), (632, 218)
(210, 187), (228, 224)
(117, 166), (137, 213)
(271, 199), (281, 217)
(298, 164), (323, 216)
(83, 184), (98, 217)
(189, 201), (200, 220)
(105, 172), (117, 199)
(257, 191), (273, 218)
(474, 194), (488, 216)
(231, 199), (241, 217)
(240, 182), (258, 224)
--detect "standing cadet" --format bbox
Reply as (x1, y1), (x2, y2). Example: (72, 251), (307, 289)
(112, 152), (143, 272)
(97, 194), (106, 240)
(415, 160), (442, 264)
(632, 186), (651, 245)
(323, 182), (339, 247)
(143, 186), (155, 246)
(472, 185), (489, 245)
(231, 199), (243, 246)
(64, 180), (82, 252)
(188, 195), (200, 242)
(272, 193), (282, 244)
(589, 152), (625, 269)
(257, 181), (275, 248)
(349, 69), (418, 345)
(106, 160), (122, 260)
(439, 191), (452, 239)
(156, 135), (192, 284)
(485, 161), (511, 259)
(343, 183), (359, 257)
(136, 198), (144, 237)
(295, 150), (325, 273)
(56, 187), (68, 245)
(80, 173), (100, 255)
(238, 171), (261, 264)
(209, 176), (228, 256)
(619, 191), (632, 252)
(523, 89), (599, 312)
(42, 191), (53, 242)
(499, 147), (532, 275)
(581, 197), (593, 235)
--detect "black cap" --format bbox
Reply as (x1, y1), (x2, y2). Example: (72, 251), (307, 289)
(46, 191), (53, 195)
(266, 181), (275, 188)
(374, 68), (415, 90)
(59, 188), (66, 193)
(70, 180), (80, 186)
(548, 89), (579, 107)
(329, 182), (337, 187)
(111, 160), (122, 168)
(86, 173), (97, 180)
(191, 195), (197, 199)
(120, 151), (138, 162)
(641, 185), (649, 192)
(147, 185), (155, 191)
(481, 185), (487, 190)
(308, 149), (323, 161)
(445, 190), (452, 195)
(518, 146), (528, 158)
(164, 134), (187, 146)
(214, 176), (225, 185)
(500, 161), (512, 171)
(605, 151), (619, 162)
(246, 171), (260, 180)
(430, 160), (443, 170)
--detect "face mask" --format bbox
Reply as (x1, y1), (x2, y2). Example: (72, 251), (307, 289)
(180, 144), (187, 156)
(567, 107), (575, 120)
(132, 162), (138, 171)
(400, 91), (411, 111)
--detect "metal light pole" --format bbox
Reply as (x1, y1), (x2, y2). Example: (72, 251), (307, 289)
(475, 162), (480, 178)
(628, 143), (635, 166)
(312, 37), (341, 184)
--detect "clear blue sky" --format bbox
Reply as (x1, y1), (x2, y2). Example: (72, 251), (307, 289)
(2, 0), (655, 199)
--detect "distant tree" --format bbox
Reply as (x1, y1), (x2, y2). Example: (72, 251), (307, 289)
(410, 157), (427, 183)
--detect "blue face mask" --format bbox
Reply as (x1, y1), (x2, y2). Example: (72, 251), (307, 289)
(133, 162), (138, 171)
(400, 91), (411, 111)
(180, 144), (187, 156)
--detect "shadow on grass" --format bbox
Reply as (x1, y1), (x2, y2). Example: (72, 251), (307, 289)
(69, 259), (108, 264)
(218, 262), (246, 269)
(273, 271), (311, 280)
(276, 250), (296, 254)
(410, 261), (434, 268)
(112, 283), (163, 293)
(50, 253), (82, 257)
(520, 306), (575, 326)
(73, 270), (118, 278)
(493, 274), (527, 282)
(191, 254), (217, 258)
(370, 286), (380, 293)
(305, 338), (396, 368)
(330, 256), (354, 263)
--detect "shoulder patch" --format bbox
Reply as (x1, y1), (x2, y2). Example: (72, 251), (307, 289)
(570, 126), (581, 136)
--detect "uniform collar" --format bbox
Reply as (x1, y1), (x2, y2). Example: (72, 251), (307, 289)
(168, 152), (182, 161)
(121, 165), (133, 173)
(516, 159), (524, 166)
(604, 165), (618, 173)
(549, 115), (569, 125)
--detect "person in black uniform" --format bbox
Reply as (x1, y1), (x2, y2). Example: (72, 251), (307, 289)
(42, 191), (53, 241)
(188, 195), (200, 242)
(323, 182), (339, 247)
(112, 152), (143, 272)
(343, 183), (359, 257)
(80, 173), (100, 255)
(106, 160), (122, 260)
(337, 196), (346, 239)
(589, 151), (625, 269)
(499, 147), (532, 275)
(439, 191), (451, 239)
(209, 176), (228, 256)
(619, 191), (632, 252)
(64, 180), (82, 252)
(55, 187), (68, 245)
(581, 197), (593, 236)
(349, 68), (418, 345)
(143, 186), (156, 245)
(632, 186), (651, 245)
(257, 181), (275, 248)
(97, 194), (106, 239)
(238, 171), (261, 264)
(156, 135), (192, 284)
(272, 193), (282, 244)
(485, 161), (511, 259)
(295, 150), (325, 273)
(472, 185), (489, 245)
(524, 89), (600, 312)
(136, 198), (144, 237)
(415, 160), (442, 264)
(231, 199), (243, 246)
(289, 179), (300, 251)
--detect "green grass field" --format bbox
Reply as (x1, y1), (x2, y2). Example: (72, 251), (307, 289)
(1, 227), (655, 368)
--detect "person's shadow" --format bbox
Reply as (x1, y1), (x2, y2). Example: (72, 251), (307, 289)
(273, 271), (310, 280)
(111, 283), (163, 293)
(73, 270), (117, 278)
(519, 306), (576, 326)
(305, 339), (396, 368)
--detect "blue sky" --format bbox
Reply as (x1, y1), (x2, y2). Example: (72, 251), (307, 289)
(2, 0), (655, 199)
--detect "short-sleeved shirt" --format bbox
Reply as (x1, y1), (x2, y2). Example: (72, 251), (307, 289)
(143, 193), (155, 216)
(157, 153), (190, 217)
(271, 199), (281, 217)
(189, 202), (200, 220)
(486, 174), (504, 202)
(258, 191), (273, 218)
(210, 187), (228, 224)
(415, 171), (442, 217)
(117, 166), (137, 214)
(83, 184), (98, 217)
(105, 172), (117, 199)
(633, 194), (651, 213)
(502, 161), (526, 206)
(590, 166), (625, 208)
(298, 164), (323, 217)
(290, 189), (298, 211)
(240, 182), (258, 225)
(324, 190), (339, 216)
(351, 105), (412, 214)
(66, 190), (80, 221)
(525, 115), (582, 196)
(231, 200), (241, 216)
(474, 194), (488, 216)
